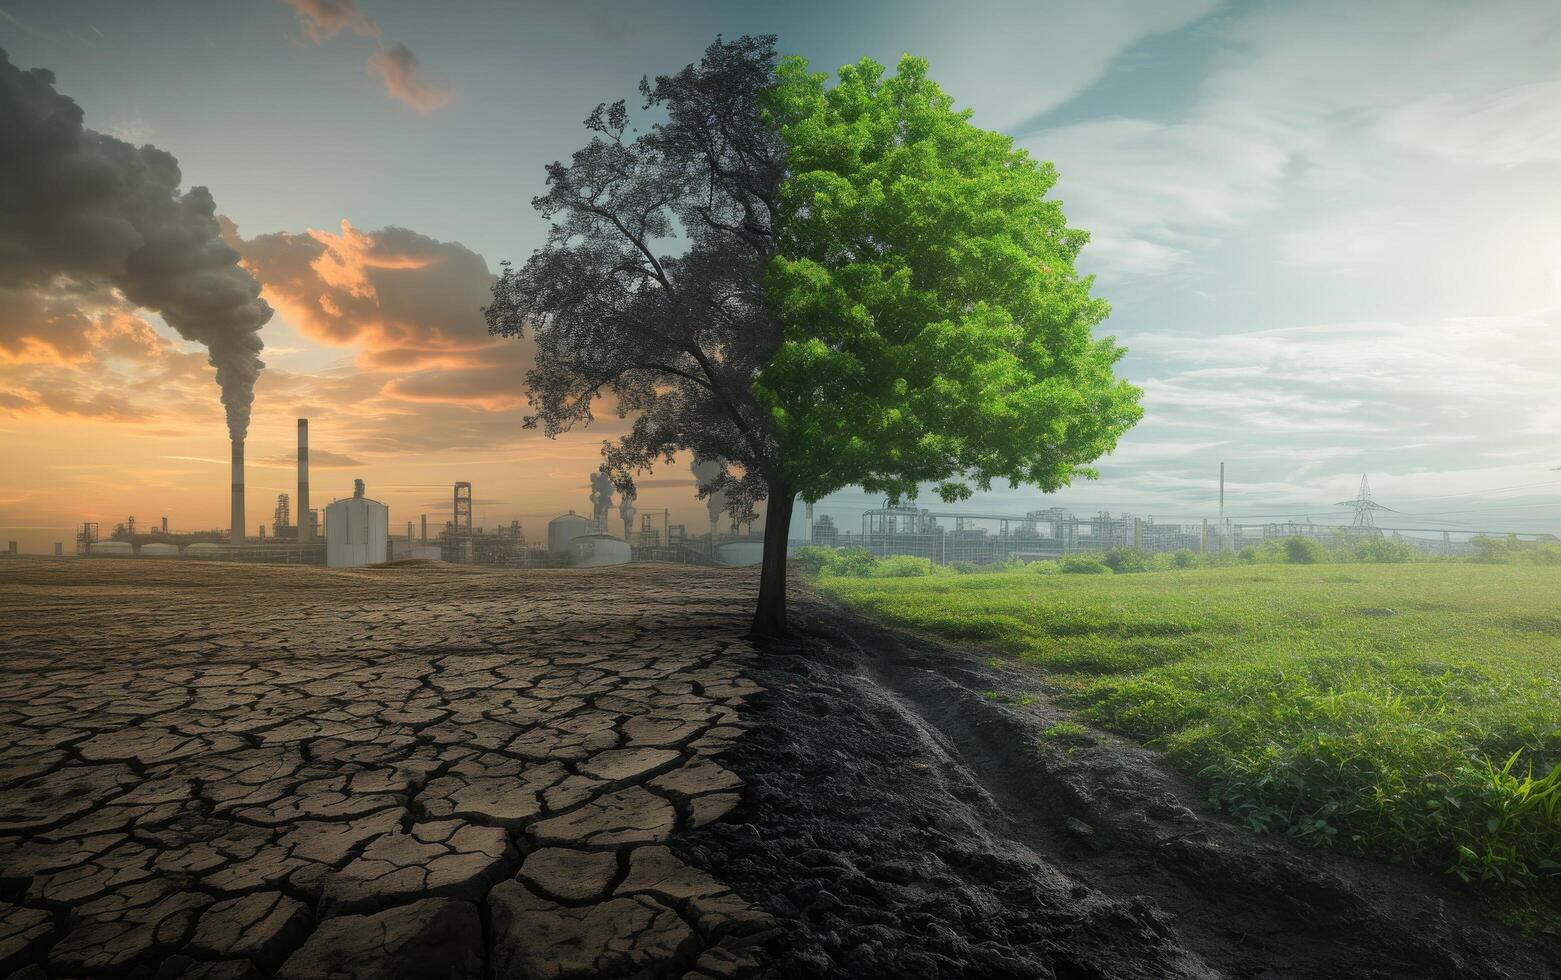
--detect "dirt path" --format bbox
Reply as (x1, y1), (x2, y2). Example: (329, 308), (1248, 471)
(676, 598), (1561, 979)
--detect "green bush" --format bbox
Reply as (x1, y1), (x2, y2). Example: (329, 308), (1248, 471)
(1471, 536), (1561, 566)
(1352, 537), (1422, 563)
(1172, 548), (1199, 569)
(792, 546), (836, 576)
(826, 547), (880, 577)
(1059, 553), (1112, 574)
(872, 555), (938, 578)
(1028, 560), (1062, 575)
(1103, 547), (1149, 573)
(1284, 536), (1327, 564)
(949, 560), (981, 575)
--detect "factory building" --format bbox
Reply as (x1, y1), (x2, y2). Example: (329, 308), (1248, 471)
(325, 480), (389, 568)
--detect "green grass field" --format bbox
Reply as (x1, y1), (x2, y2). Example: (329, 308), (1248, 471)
(819, 563), (1561, 910)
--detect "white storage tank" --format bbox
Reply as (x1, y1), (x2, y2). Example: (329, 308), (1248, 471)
(715, 540), (764, 567)
(140, 543), (180, 557)
(569, 533), (631, 567)
(326, 479), (390, 568)
(548, 510), (597, 554)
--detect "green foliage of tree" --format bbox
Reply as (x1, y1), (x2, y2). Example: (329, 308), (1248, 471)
(755, 55), (1143, 508)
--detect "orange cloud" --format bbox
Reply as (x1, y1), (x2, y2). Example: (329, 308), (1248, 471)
(368, 42), (455, 114)
(283, 0), (380, 43)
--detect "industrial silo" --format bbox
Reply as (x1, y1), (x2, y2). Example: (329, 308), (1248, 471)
(548, 510), (597, 555)
(326, 480), (390, 568)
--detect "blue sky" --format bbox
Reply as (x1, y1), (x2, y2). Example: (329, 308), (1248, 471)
(1, 0), (1558, 549)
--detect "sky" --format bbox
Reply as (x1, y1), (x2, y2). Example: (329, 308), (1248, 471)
(1, 0), (1559, 554)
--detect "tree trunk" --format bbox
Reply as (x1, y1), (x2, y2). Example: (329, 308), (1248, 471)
(749, 481), (794, 638)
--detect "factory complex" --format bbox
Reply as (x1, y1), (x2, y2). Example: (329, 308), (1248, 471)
(61, 417), (771, 570)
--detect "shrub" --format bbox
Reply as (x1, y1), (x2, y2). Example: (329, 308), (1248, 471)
(1284, 536), (1327, 564)
(1353, 537), (1422, 563)
(949, 560), (981, 575)
(825, 547), (880, 577)
(792, 546), (836, 577)
(1103, 547), (1149, 573)
(1059, 553), (1112, 574)
(1470, 536), (1561, 566)
(1028, 560), (1062, 575)
(1172, 548), (1198, 569)
(872, 555), (937, 578)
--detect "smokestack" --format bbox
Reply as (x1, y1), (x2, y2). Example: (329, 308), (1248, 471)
(231, 438), (244, 545)
(297, 419), (311, 542)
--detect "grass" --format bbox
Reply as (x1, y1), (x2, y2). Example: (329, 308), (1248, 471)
(818, 563), (1561, 919)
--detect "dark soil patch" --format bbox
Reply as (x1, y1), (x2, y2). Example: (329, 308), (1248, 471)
(674, 597), (1561, 979)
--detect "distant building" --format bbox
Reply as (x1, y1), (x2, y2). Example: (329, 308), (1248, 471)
(326, 479), (389, 568)
(812, 514), (838, 548)
(548, 511), (597, 554)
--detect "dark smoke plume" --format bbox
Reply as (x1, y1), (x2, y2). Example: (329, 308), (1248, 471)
(589, 469), (615, 526)
(690, 457), (727, 526)
(0, 48), (270, 439)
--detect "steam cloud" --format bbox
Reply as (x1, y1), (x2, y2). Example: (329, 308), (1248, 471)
(690, 457), (727, 527)
(589, 469), (615, 526)
(0, 48), (270, 440)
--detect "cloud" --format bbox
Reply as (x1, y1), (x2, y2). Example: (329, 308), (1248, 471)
(221, 217), (566, 454)
(1024, 1), (1561, 280)
(254, 447), (366, 468)
(226, 217), (515, 369)
(0, 49), (270, 438)
(279, 1), (454, 112)
(367, 42), (454, 113)
(1088, 311), (1561, 515)
(282, 0), (380, 42)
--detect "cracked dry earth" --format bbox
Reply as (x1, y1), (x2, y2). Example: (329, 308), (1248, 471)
(0, 559), (773, 980)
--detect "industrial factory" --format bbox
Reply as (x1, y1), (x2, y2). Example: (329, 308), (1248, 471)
(62, 424), (1556, 572)
(72, 420), (770, 570)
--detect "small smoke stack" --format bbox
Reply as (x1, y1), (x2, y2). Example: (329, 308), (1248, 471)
(297, 419), (312, 542)
(231, 437), (245, 545)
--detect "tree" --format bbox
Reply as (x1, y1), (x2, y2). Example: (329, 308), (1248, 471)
(485, 36), (788, 635)
(757, 55), (1142, 526)
(488, 40), (1142, 637)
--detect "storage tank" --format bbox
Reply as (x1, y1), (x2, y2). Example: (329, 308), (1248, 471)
(569, 533), (631, 567)
(714, 540), (764, 567)
(326, 480), (390, 568)
(548, 510), (597, 554)
(140, 543), (179, 557)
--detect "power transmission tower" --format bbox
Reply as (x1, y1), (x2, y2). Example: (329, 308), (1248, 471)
(1335, 474), (1394, 537)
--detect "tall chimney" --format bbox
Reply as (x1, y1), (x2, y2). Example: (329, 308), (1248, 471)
(297, 419), (311, 541)
(230, 437), (244, 545)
